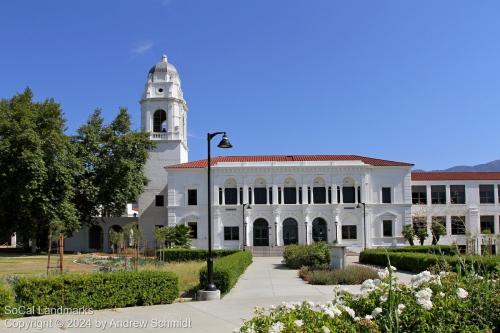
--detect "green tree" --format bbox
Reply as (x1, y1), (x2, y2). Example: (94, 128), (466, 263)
(431, 221), (447, 245)
(402, 225), (415, 246)
(71, 109), (155, 224)
(416, 228), (429, 246)
(0, 89), (79, 252)
(109, 229), (124, 253)
(173, 225), (192, 248)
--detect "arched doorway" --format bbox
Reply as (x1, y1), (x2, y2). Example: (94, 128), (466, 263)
(253, 219), (269, 246)
(88, 225), (103, 250)
(312, 218), (328, 242)
(282, 218), (298, 245)
(153, 110), (167, 132)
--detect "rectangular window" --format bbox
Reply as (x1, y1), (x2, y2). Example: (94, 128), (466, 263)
(278, 187), (282, 204)
(307, 187), (311, 204)
(224, 226), (239, 240)
(412, 217), (427, 233)
(480, 216), (494, 234)
(225, 188), (237, 205)
(432, 216), (446, 229)
(431, 185), (446, 204)
(357, 186), (361, 203)
(299, 189), (303, 204)
(269, 187), (273, 204)
(479, 185), (495, 204)
(382, 187), (392, 204)
(248, 187), (253, 204)
(450, 185), (466, 204)
(254, 188), (267, 204)
(341, 225), (357, 240)
(218, 188), (223, 205)
(187, 222), (197, 239)
(342, 187), (356, 203)
(239, 187), (243, 205)
(313, 187), (326, 204)
(337, 186), (341, 203)
(284, 187), (297, 204)
(451, 216), (466, 235)
(155, 195), (164, 207)
(412, 186), (427, 205)
(382, 220), (393, 237)
(187, 189), (197, 206)
(328, 187), (332, 204)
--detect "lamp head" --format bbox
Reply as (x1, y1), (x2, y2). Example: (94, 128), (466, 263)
(217, 133), (232, 148)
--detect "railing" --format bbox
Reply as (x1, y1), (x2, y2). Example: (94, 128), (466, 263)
(150, 132), (169, 140)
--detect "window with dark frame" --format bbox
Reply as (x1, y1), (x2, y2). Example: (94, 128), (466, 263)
(307, 187), (311, 204)
(218, 188), (223, 205)
(225, 188), (237, 205)
(382, 187), (392, 204)
(187, 222), (197, 239)
(479, 185), (495, 204)
(337, 186), (341, 203)
(451, 216), (466, 235)
(328, 187), (332, 204)
(357, 186), (361, 203)
(254, 187), (267, 204)
(248, 187), (253, 204)
(299, 190), (303, 204)
(412, 217), (427, 233)
(342, 187), (355, 203)
(450, 185), (466, 204)
(187, 189), (197, 206)
(239, 188), (243, 205)
(432, 216), (446, 230)
(155, 195), (164, 207)
(224, 226), (239, 240)
(313, 187), (326, 204)
(284, 187), (297, 204)
(431, 185), (446, 204)
(341, 225), (357, 239)
(382, 220), (393, 237)
(269, 187), (273, 204)
(480, 216), (494, 234)
(412, 186), (427, 204)
(278, 187), (282, 204)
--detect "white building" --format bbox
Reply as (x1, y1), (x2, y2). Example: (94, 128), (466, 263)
(65, 55), (500, 254)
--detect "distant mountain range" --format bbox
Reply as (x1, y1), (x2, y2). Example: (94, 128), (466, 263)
(414, 160), (500, 172)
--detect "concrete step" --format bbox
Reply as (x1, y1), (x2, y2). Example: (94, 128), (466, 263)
(247, 246), (284, 257)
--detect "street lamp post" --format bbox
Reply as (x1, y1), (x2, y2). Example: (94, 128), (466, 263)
(242, 203), (251, 249)
(334, 220), (339, 243)
(356, 202), (367, 250)
(204, 132), (232, 294)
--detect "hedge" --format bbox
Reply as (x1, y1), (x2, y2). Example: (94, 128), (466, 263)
(381, 245), (458, 256)
(199, 251), (252, 294)
(283, 243), (330, 269)
(14, 271), (178, 314)
(0, 281), (14, 317)
(156, 248), (240, 262)
(359, 249), (500, 274)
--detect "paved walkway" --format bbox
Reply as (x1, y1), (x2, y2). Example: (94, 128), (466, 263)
(0, 257), (414, 333)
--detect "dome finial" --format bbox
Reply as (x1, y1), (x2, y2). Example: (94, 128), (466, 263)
(161, 54), (168, 63)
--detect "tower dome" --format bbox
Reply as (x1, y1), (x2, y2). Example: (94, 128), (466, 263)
(148, 54), (178, 76)
(142, 54), (183, 100)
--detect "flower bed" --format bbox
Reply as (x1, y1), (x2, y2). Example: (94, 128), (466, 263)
(359, 249), (500, 273)
(238, 266), (500, 332)
(199, 251), (252, 294)
(299, 265), (379, 285)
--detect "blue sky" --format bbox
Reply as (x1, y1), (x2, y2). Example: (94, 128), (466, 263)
(1, 0), (499, 170)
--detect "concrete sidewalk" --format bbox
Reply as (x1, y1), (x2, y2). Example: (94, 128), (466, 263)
(0, 257), (414, 333)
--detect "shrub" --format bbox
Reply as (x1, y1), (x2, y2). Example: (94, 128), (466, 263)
(156, 248), (239, 262)
(382, 245), (458, 255)
(283, 243), (330, 269)
(14, 271), (178, 314)
(300, 265), (379, 285)
(0, 281), (15, 318)
(199, 251), (252, 294)
(359, 249), (500, 274)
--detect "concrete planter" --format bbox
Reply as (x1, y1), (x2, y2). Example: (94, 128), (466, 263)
(329, 245), (347, 270)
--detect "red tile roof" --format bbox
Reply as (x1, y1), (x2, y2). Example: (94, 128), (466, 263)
(412, 172), (500, 181)
(167, 155), (414, 169)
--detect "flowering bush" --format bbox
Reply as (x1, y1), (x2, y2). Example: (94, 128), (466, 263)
(238, 266), (500, 332)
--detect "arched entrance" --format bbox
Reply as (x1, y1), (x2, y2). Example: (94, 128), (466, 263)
(253, 219), (269, 246)
(282, 218), (298, 245)
(88, 225), (103, 250)
(312, 218), (328, 242)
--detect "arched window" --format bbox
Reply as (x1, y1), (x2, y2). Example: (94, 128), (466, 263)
(342, 177), (356, 203)
(153, 110), (167, 132)
(313, 177), (326, 204)
(283, 177), (297, 204)
(224, 178), (237, 205)
(254, 178), (267, 204)
(88, 225), (103, 250)
(312, 218), (328, 242)
(282, 218), (298, 245)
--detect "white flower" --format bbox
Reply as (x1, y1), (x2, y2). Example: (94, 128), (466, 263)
(439, 292), (445, 297)
(307, 300), (315, 308)
(396, 303), (405, 315)
(322, 326), (330, 333)
(439, 271), (449, 277)
(244, 328), (256, 333)
(415, 288), (433, 310)
(372, 307), (383, 317)
(354, 316), (360, 321)
(323, 308), (335, 318)
(294, 320), (303, 327)
(339, 304), (356, 319)
(364, 314), (373, 320)
(269, 322), (284, 333)
(417, 298), (433, 310)
(457, 288), (468, 299)
(411, 271), (432, 288)
(380, 294), (388, 302)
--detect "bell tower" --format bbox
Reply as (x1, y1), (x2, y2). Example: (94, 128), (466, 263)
(138, 54), (188, 234)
